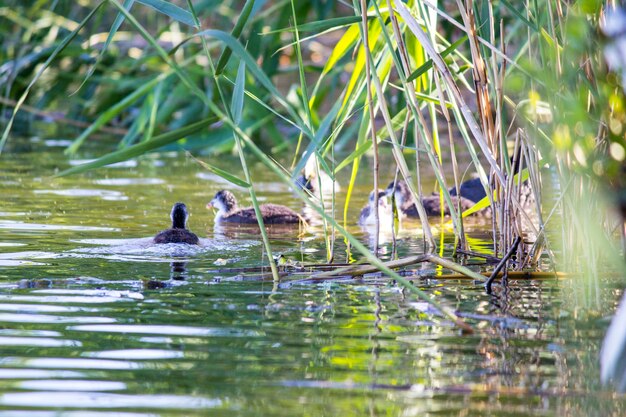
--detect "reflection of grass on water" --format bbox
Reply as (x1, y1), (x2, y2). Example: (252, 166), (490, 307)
(1, 1), (624, 330)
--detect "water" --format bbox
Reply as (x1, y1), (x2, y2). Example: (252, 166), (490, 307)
(0, 139), (623, 416)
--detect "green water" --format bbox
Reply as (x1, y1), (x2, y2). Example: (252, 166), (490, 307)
(0, 138), (623, 416)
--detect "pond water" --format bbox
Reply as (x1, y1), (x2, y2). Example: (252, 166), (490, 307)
(0, 137), (623, 416)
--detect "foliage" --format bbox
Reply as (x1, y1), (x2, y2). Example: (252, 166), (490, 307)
(1, 0), (624, 306)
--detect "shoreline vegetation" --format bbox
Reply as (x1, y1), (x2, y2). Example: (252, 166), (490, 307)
(1, 1), (624, 331)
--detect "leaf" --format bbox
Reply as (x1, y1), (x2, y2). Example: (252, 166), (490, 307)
(55, 116), (217, 177)
(136, 0), (197, 27)
(265, 16), (361, 34)
(407, 35), (467, 82)
(195, 29), (312, 139)
(334, 107), (409, 174)
(0, 1), (107, 155)
(215, 0), (256, 75)
(500, 0), (538, 32)
(231, 59), (246, 124)
(290, 0), (312, 131)
(66, 72), (171, 154)
(291, 95), (343, 181)
(73, 0), (135, 94)
(188, 154), (250, 188)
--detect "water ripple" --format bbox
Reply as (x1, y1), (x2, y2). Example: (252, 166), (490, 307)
(0, 221), (120, 232)
(83, 349), (184, 360)
(18, 380), (126, 391)
(1, 357), (142, 370)
(93, 178), (165, 186)
(0, 304), (93, 313)
(0, 369), (85, 379)
(34, 189), (128, 201)
(0, 392), (220, 410)
(68, 324), (264, 337)
(0, 295), (140, 304)
(32, 289), (144, 300)
(69, 159), (137, 168)
(0, 336), (82, 347)
(0, 313), (116, 324)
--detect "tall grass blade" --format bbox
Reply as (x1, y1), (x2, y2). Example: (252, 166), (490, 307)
(229, 57), (280, 282)
(188, 155), (251, 188)
(74, 0), (135, 94)
(231, 60), (246, 124)
(66, 72), (172, 154)
(395, 1), (505, 186)
(136, 0), (197, 27)
(196, 29), (313, 139)
(266, 16), (361, 34)
(0, 1), (107, 155)
(55, 116), (217, 177)
(407, 35), (467, 82)
(215, 0), (256, 75)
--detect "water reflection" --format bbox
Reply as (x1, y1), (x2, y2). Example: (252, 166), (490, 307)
(0, 392), (220, 409)
(0, 147), (620, 416)
(34, 189), (128, 201)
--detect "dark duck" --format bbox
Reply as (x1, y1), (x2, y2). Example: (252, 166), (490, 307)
(207, 190), (302, 224)
(385, 179), (480, 218)
(153, 202), (199, 244)
(358, 189), (393, 226)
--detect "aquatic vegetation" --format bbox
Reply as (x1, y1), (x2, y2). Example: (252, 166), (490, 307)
(0, 1), (624, 328)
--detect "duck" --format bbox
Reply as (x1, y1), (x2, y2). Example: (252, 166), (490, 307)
(358, 189), (393, 226)
(207, 190), (302, 224)
(450, 157), (537, 210)
(294, 155), (339, 197)
(448, 176), (487, 203)
(385, 179), (482, 217)
(153, 202), (199, 244)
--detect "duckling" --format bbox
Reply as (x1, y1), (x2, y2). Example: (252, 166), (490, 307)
(154, 202), (199, 244)
(294, 155), (339, 197)
(358, 189), (393, 226)
(207, 190), (302, 224)
(385, 179), (480, 217)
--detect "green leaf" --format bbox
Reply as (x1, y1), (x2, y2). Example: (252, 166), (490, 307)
(292, 94), (343, 181)
(74, 0), (135, 93)
(334, 107), (409, 174)
(500, 0), (538, 32)
(136, 0), (197, 27)
(66, 72), (171, 154)
(0, 1), (107, 155)
(407, 35), (467, 82)
(231, 59), (246, 124)
(265, 16), (361, 34)
(55, 116), (217, 177)
(195, 29), (312, 139)
(215, 0), (256, 75)
(190, 156), (250, 188)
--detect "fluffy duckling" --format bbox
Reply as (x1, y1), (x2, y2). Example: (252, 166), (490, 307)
(358, 189), (393, 226)
(154, 203), (199, 245)
(294, 155), (339, 197)
(385, 179), (479, 217)
(207, 190), (302, 224)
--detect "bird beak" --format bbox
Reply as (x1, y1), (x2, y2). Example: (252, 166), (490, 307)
(206, 202), (213, 210)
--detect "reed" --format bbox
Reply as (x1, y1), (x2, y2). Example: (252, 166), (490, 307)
(2, 1), (624, 312)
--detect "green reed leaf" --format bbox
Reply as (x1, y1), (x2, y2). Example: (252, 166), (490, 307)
(136, 0), (197, 27)
(56, 116), (217, 177)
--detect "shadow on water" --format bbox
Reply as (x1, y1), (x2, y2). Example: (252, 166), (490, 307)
(0, 143), (622, 416)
